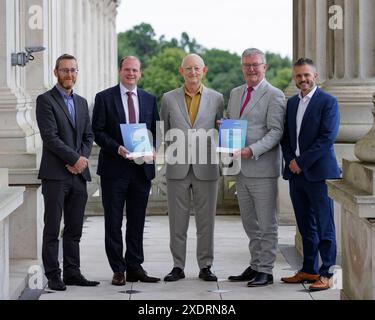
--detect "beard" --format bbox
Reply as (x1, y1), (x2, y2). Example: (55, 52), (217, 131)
(57, 76), (76, 91)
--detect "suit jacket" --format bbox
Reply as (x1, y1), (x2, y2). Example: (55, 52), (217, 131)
(160, 86), (224, 180)
(92, 84), (159, 180)
(281, 87), (341, 182)
(227, 80), (286, 178)
(36, 86), (93, 181)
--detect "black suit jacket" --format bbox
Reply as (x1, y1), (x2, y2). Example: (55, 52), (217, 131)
(92, 85), (159, 180)
(36, 86), (94, 181)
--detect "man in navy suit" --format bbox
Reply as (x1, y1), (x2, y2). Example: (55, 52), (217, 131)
(280, 58), (341, 291)
(36, 54), (99, 290)
(92, 56), (160, 286)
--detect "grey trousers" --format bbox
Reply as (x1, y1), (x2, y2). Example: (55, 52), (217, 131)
(166, 169), (218, 270)
(236, 174), (278, 274)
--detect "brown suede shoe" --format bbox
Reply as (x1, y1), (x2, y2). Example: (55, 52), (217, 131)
(112, 272), (126, 286)
(281, 271), (320, 283)
(309, 276), (331, 291)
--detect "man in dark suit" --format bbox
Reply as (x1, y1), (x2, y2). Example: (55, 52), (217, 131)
(36, 54), (99, 291)
(92, 56), (160, 286)
(280, 58), (341, 291)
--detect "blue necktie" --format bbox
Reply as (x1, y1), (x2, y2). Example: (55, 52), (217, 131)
(66, 98), (75, 126)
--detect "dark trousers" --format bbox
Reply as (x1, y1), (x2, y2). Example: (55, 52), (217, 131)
(289, 174), (336, 277)
(41, 175), (87, 279)
(101, 164), (151, 273)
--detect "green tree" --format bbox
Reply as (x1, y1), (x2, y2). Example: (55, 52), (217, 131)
(265, 52), (292, 90)
(202, 49), (243, 105)
(139, 47), (187, 108)
(268, 67), (292, 91)
(117, 23), (160, 67)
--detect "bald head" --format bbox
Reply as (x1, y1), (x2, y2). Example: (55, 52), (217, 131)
(181, 54), (205, 68)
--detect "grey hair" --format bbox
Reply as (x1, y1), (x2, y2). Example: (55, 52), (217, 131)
(181, 53), (205, 67)
(241, 48), (267, 64)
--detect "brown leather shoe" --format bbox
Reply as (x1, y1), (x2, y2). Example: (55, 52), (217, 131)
(309, 276), (331, 291)
(112, 272), (126, 286)
(281, 271), (320, 283)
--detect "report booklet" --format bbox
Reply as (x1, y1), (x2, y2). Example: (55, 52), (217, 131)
(216, 119), (248, 153)
(120, 123), (153, 158)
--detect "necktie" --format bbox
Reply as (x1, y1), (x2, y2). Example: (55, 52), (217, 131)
(66, 98), (75, 126)
(239, 87), (253, 117)
(126, 91), (136, 123)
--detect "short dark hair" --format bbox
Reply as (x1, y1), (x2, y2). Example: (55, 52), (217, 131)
(119, 56), (141, 70)
(55, 54), (77, 70)
(293, 58), (316, 70)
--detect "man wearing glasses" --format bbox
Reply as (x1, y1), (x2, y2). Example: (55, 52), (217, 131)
(36, 54), (99, 291)
(226, 48), (285, 287)
(160, 54), (224, 282)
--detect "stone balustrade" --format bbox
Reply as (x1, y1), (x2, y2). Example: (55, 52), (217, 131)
(0, 169), (25, 300)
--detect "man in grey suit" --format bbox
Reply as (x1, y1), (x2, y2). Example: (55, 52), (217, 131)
(160, 54), (224, 282)
(226, 48), (285, 287)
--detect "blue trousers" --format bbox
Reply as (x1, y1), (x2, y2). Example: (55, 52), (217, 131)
(289, 174), (336, 277)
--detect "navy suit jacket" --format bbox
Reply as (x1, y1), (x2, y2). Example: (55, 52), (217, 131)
(92, 84), (159, 180)
(36, 86), (93, 181)
(281, 87), (341, 182)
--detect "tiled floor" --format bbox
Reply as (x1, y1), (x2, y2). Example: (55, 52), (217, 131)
(38, 216), (340, 300)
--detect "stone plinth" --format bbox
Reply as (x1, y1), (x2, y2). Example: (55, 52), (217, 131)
(0, 168), (25, 300)
(327, 159), (375, 299)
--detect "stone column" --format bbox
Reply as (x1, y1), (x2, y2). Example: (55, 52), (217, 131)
(322, 0), (375, 157)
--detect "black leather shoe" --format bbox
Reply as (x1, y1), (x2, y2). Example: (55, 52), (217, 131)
(247, 272), (273, 287)
(63, 273), (100, 286)
(164, 267), (185, 282)
(228, 266), (258, 282)
(48, 276), (66, 291)
(126, 269), (160, 283)
(112, 272), (126, 286)
(199, 267), (217, 281)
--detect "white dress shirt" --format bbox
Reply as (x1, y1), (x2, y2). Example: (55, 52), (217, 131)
(120, 82), (140, 124)
(295, 86), (318, 156)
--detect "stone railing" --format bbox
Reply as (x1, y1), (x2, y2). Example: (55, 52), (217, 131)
(85, 144), (240, 216)
(0, 168), (25, 300)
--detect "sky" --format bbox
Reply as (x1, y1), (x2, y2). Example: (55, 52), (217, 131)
(116, 0), (293, 58)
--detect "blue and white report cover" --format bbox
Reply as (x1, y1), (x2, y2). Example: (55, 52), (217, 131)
(120, 123), (153, 158)
(217, 119), (248, 153)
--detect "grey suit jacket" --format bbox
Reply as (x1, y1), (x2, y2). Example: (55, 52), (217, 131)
(227, 80), (286, 178)
(160, 86), (224, 180)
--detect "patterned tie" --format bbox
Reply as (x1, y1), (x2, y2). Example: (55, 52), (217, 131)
(126, 91), (136, 123)
(239, 87), (253, 117)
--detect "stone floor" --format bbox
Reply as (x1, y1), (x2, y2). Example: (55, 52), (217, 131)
(36, 216), (340, 300)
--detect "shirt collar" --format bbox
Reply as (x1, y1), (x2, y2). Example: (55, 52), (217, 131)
(120, 82), (138, 96)
(184, 84), (203, 98)
(247, 78), (265, 92)
(298, 86), (317, 101)
(55, 84), (74, 99)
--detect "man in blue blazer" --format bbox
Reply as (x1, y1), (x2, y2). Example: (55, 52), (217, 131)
(92, 56), (160, 285)
(280, 58), (341, 291)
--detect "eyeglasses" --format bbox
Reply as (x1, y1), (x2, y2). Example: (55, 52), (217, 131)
(58, 68), (78, 75)
(242, 63), (264, 70)
(183, 66), (203, 73)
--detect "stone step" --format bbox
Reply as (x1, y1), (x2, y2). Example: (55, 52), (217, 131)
(0, 153), (37, 169)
